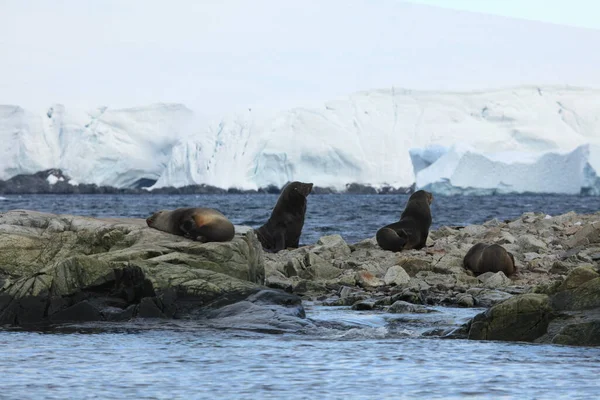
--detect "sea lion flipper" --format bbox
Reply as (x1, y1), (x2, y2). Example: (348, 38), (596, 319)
(375, 190), (433, 253)
(181, 219), (195, 235)
(376, 227), (407, 252)
(195, 235), (208, 243)
(273, 232), (286, 253)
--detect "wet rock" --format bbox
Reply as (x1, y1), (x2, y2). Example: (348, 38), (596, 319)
(416, 271), (456, 291)
(478, 271), (511, 288)
(304, 253), (343, 280)
(352, 300), (376, 310)
(137, 297), (166, 318)
(456, 293), (475, 307)
(565, 221), (600, 249)
(396, 257), (432, 276)
(545, 317), (600, 346)
(0, 210), (297, 327)
(49, 301), (103, 323)
(355, 270), (384, 288)
(383, 265), (410, 286)
(311, 235), (351, 260)
(532, 280), (563, 295)
(517, 234), (547, 253)
(468, 294), (554, 342)
(466, 288), (513, 308)
(432, 254), (465, 275)
(388, 300), (432, 313)
(462, 225), (487, 237)
(497, 231), (517, 244)
(483, 218), (502, 227)
(390, 289), (423, 305)
(265, 270), (293, 292)
(349, 237), (377, 250)
(557, 266), (599, 292)
(552, 277), (600, 311)
(201, 289), (310, 333)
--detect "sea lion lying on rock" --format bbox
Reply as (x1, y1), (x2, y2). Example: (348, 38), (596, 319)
(146, 207), (235, 242)
(376, 190), (433, 252)
(463, 242), (517, 277)
(255, 181), (313, 253)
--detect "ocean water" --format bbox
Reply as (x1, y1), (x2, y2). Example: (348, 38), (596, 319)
(0, 193), (599, 244)
(1, 194), (600, 399)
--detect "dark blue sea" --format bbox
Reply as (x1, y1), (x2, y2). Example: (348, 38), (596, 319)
(1, 194), (600, 399)
(1, 193), (599, 244)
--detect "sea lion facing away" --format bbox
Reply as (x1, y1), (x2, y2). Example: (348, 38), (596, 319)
(255, 181), (313, 253)
(463, 243), (516, 277)
(146, 207), (235, 243)
(376, 190), (433, 252)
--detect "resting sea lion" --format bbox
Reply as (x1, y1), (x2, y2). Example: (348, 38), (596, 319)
(146, 207), (235, 243)
(463, 243), (516, 277)
(376, 190), (433, 252)
(255, 181), (313, 253)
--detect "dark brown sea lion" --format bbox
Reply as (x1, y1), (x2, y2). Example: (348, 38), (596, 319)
(463, 242), (516, 277)
(146, 207), (235, 243)
(376, 190), (433, 252)
(255, 181), (313, 253)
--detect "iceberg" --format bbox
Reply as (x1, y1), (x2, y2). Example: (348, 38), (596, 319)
(415, 144), (589, 195)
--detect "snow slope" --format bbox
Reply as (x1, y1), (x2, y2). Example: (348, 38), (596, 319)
(153, 85), (600, 194)
(0, 104), (195, 187)
(2, 85), (600, 194)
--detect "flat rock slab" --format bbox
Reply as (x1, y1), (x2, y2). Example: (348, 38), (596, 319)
(0, 210), (305, 328)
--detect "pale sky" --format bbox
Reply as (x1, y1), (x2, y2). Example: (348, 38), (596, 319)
(408, 0), (600, 29)
(0, 0), (599, 118)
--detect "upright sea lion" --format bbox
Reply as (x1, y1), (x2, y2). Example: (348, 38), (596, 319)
(255, 181), (313, 253)
(146, 207), (235, 243)
(463, 242), (516, 277)
(376, 190), (433, 252)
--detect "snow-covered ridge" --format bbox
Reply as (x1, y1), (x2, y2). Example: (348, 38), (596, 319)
(0, 103), (195, 188)
(2, 85), (600, 194)
(153, 85), (600, 194)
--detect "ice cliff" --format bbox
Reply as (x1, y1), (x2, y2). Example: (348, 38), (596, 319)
(0, 103), (195, 188)
(2, 85), (600, 194)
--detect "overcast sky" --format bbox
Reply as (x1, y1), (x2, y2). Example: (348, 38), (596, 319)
(1, 0), (599, 118)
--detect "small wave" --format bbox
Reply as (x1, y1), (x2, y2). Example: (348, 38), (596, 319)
(0, 196), (7, 201)
(324, 326), (391, 340)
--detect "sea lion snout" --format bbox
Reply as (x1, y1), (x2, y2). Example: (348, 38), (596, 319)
(427, 192), (434, 205)
(299, 182), (314, 196)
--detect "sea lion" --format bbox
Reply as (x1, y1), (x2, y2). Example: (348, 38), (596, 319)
(463, 242), (517, 277)
(146, 207), (235, 243)
(376, 190), (433, 252)
(255, 181), (313, 253)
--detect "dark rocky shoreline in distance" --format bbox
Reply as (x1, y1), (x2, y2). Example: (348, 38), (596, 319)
(0, 169), (415, 195)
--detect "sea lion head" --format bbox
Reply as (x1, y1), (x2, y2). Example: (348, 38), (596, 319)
(146, 210), (168, 227)
(410, 190), (434, 205)
(284, 181), (314, 198)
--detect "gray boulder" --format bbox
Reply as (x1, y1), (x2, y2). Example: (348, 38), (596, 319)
(0, 210), (306, 329)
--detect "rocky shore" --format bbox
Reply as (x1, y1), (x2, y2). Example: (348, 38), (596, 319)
(0, 169), (414, 195)
(1, 209), (599, 345)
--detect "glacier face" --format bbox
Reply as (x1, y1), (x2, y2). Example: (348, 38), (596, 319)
(0, 103), (195, 187)
(154, 86), (600, 194)
(2, 85), (600, 194)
